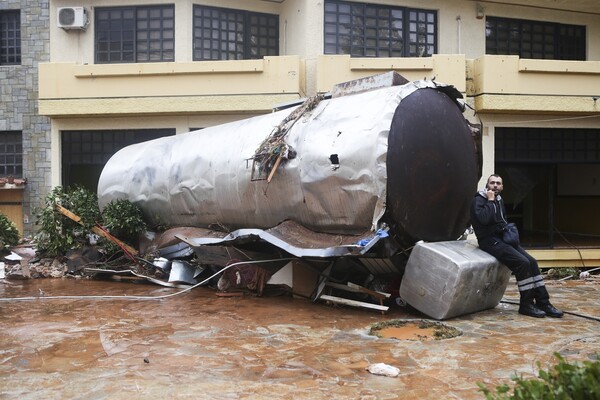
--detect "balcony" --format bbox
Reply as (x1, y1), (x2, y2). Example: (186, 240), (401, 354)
(316, 54), (467, 93)
(38, 56), (302, 117)
(470, 55), (600, 114)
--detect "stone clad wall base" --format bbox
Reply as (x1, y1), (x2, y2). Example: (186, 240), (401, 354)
(400, 241), (511, 320)
(0, 0), (51, 236)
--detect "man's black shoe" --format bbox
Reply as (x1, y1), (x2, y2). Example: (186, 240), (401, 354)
(518, 303), (546, 318)
(538, 303), (564, 318)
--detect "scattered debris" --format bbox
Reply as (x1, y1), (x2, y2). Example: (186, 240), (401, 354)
(65, 247), (102, 274)
(366, 363), (400, 377)
(4, 252), (22, 261)
(252, 93), (324, 182)
(315, 279), (391, 314)
(85, 268), (192, 289)
(580, 271), (591, 279)
(168, 260), (202, 285)
(1, 256), (73, 279)
(7, 243), (36, 261)
(216, 260), (272, 296)
(215, 291), (244, 297)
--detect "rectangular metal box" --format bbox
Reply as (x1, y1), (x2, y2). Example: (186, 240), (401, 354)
(400, 241), (511, 320)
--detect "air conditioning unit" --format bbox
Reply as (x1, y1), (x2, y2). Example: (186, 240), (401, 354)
(57, 7), (88, 31)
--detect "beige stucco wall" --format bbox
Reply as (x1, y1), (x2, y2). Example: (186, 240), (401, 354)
(280, 0), (323, 96)
(50, 0), (282, 64)
(275, 0), (600, 63)
(45, 0), (600, 189)
(48, 0), (600, 95)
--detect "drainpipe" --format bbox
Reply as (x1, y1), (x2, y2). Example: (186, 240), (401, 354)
(284, 19), (288, 55)
(456, 16), (461, 54)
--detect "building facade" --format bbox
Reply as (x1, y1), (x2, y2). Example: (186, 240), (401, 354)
(0, 0), (51, 235)
(2, 0), (600, 266)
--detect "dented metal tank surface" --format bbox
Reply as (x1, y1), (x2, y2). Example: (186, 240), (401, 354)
(97, 79), (480, 244)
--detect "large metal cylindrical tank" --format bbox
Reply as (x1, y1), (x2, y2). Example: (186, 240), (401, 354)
(97, 80), (480, 244)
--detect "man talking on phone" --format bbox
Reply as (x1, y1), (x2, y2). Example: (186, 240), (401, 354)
(470, 174), (563, 318)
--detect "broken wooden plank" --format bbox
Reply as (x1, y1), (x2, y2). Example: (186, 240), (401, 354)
(325, 281), (391, 300)
(324, 281), (390, 302)
(323, 282), (390, 315)
(266, 153), (283, 183)
(311, 263), (334, 302)
(320, 294), (389, 312)
(347, 282), (391, 299)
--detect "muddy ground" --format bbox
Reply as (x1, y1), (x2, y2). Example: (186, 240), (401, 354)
(1, 265), (599, 399)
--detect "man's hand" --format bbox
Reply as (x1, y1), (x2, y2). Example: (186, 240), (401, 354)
(486, 189), (495, 201)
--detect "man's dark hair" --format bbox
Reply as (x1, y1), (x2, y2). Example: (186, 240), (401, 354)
(487, 174), (502, 183)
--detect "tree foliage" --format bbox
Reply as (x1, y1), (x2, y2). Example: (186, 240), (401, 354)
(0, 212), (19, 249)
(34, 186), (146, 257)
(478, 353), (600, 400)
(101, 198), (147, 253)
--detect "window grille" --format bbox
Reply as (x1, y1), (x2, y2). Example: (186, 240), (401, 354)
(0, 131), (23, 177)
(324, 0), (436, 57)
(192, 5), (278, 60)
(486, 17), (585, 60)
(95, 5), (175, 63)
(0, 10), (20, 65)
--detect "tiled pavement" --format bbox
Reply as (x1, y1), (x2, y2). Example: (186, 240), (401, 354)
(1, 277), (598, 399)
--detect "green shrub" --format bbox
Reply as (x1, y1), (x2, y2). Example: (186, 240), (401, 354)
(545, 268), (580, 280)
(34, 186), (148, 258)
(34, 186), (102, 257)
(101, 198), (147, 247)
(65, 186), (102, 231)
(0, 212), (19, 249)
(478, 353), (600, 400)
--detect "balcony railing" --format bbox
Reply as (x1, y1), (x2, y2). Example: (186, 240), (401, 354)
(470, 55), (600, 114)
(38, 56), (302, 117)
(38, 54), (600, 117)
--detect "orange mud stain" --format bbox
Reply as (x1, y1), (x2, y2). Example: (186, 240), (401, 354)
(376, 323), (437, 341)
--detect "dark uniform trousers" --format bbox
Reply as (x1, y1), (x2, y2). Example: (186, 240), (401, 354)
(478, 237), (550, 306)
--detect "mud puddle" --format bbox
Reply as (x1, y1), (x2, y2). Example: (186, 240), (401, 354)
(370, 320), (462, 341)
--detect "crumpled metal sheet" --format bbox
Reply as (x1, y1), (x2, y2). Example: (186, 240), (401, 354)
(331, 71), (409, 98)
(97, 81), (442, 235)
(175, 220), (389, 258)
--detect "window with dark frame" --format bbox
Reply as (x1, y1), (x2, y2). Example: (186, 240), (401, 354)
(192, 5), (279, 60)
(95, 4), (175, 64)
(0, 131), (23, 178)
(0, 10), (21, 65)
(486, 16), (586, 60)
(324, 0), (436, 57)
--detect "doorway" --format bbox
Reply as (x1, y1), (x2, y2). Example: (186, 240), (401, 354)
(495, 127), (600, 249)
(61, 129), (175, 193)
